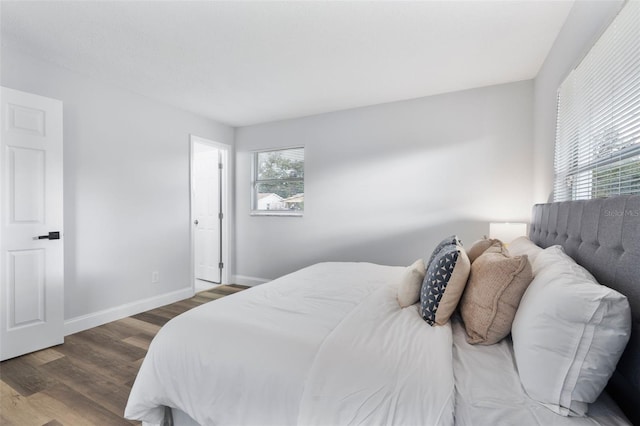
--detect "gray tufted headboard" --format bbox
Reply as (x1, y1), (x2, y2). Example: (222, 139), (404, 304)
(529, 194), (640, 424)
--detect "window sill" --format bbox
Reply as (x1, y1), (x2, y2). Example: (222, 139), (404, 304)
(250, 210), (303, 217)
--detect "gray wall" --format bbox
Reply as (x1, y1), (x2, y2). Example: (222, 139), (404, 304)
(533, 0), (624, 203)
(1, 46), (234, 324)
(235, 81), (534, 283)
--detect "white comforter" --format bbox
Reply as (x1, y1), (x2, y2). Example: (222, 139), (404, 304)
(125, 262), (454, 426)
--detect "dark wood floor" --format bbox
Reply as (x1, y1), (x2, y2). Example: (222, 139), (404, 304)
(0, 284), (249, 426)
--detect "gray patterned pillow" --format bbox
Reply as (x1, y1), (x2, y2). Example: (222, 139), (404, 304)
(421, 243), (471, 326)
(427, 235), (462, 267)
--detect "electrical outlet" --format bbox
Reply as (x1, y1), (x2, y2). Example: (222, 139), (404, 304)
(151, 271), (160, 283)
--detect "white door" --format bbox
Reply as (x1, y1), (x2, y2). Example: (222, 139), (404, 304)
(0, 87), (64, 361)
(193, 141), (222, 283)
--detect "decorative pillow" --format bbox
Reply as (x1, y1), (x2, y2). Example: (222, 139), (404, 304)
(427, 235), (462, 267)
(466, 238), (502, 263)
(460, 243), (533, 345)
(511, 247), (631, 416)
(507, 236), (543, 264)
(420, 243), (470, 326)
(397, 259), (426, 308)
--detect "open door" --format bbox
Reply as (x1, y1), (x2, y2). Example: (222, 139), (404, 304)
(191, 136), (229, 286)
(1, 87), (64, 360)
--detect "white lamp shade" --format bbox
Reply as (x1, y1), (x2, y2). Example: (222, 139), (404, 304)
(489, 222), (527, 244)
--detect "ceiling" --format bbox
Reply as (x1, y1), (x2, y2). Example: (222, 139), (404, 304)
(1, 1), (574, 127)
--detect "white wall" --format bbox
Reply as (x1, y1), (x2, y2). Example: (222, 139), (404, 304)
(533, 0), (624, 203)
(3, 0), (619, 321)
(1, 46), (234, 332)
(235, 81), (534, 282)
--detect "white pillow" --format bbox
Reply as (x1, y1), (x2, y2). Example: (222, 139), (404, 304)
(507, 236), (543, 264)
(397, 259), (426, 308)
(530, 245), (595, 281)
(511, 246), (631, 416)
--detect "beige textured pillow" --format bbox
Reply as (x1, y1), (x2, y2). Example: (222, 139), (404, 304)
(508, 236), (543, 264)
(466, 238), (502, 263)
(460, 244), (533, 345)
(397, 259), (426, 308)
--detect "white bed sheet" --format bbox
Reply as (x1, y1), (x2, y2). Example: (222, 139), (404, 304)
(451, 317), (630, 426)
(125, 262), (455, 426)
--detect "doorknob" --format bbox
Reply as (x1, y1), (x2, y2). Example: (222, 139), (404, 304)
(36, 231), (60, 240)
(194, 220), (199, 225)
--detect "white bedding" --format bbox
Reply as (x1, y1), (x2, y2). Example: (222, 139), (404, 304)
(125, 262), (455, 426)
(451, 317), (630, 426)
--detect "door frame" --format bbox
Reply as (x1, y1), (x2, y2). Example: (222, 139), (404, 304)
(189, 135), (231, 291)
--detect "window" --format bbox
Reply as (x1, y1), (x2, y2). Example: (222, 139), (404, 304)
(252, 147), (304, 214)
(553, 1), (640, 201)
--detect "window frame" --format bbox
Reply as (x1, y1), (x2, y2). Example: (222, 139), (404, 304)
(250, 146), (305, 217)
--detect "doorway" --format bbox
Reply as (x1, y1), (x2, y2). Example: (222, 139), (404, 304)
(190, 135), (229, 293)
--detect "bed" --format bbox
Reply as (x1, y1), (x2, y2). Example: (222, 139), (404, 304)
(125, 195), (639, 425)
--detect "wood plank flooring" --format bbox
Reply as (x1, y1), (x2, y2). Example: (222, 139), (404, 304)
(0, 284), (249, 426)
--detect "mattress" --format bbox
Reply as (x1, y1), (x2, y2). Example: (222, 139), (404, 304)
(125, 262), (455, 426)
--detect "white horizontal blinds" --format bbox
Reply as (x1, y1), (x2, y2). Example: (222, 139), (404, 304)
(553, 1), (640, 201)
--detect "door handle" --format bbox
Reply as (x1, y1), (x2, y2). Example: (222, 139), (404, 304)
(36, 231), (60, 240)
(194, 220), (199, 225)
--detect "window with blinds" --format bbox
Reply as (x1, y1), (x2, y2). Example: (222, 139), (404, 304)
(553, 1), (640, 201)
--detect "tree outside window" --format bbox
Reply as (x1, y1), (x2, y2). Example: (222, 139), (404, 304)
(253, 148), (304, 214)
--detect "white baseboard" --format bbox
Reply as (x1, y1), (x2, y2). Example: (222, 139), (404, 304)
(232, 274), (270, 287)
(64, 287), (195, 336)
